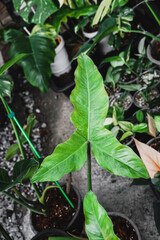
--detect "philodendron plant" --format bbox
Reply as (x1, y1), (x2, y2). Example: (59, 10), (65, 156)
(32, 54), (148, 239)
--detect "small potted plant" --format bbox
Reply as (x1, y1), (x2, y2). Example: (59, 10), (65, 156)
(109, 91), (133, 117)
(32, 54), (148, 239)
(133, 85), (160, 109)
(104, 106), (149, 147)
(0, 55), (84, 236)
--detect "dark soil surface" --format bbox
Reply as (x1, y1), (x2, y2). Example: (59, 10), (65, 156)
(110, 215), (138, 240)
(32, 186), (78, 232)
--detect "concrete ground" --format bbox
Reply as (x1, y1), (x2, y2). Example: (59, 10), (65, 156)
(31, 87), (160, 240)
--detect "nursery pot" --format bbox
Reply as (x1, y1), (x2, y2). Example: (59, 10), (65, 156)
(51, 35), (71, 77)
(31, 184), (84, 235)
(109, 92), (134, 118)
(133, 87), (160, 109)
(83, 30), (97, 39)
(109, 92), (133, 112)
(147, 34), (160, 65)
(31, 229), (68, 240)
(83, 30), (113, 55)
(108, 212), (141, 240)
(147, 136), (160, 152)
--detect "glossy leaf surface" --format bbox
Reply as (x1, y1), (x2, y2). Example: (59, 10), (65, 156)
(4, 29), (56, 92)
(70, 54), (109, 140)
(13, 0), (58, 25)
(84, 191), (119, 240)
(92, 130), (148, 178)
(32, 54), (148, 183)
(32, 132), (87, 182)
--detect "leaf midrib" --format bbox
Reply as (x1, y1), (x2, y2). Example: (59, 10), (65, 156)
(86, 64), (90, 141)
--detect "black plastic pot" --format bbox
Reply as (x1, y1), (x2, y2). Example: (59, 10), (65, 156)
(31, 229), (68, 240)
(31, 184), (84, 235)
(50, 69), (75, 98)
(109, 92), (135, 118)
(108, 212), (141, 240)
(133, 87), (160, 109)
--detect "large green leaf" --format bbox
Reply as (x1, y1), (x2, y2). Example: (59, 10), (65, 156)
(13, 0), (58, 25)
(70, 54), (109, 140)
(0, 158), (38, 192)
(4, 29), (56, 92)
(32, 132), (87, 182)
(91, 129), (148, 178)
(32, 54), (148, 183)
(6, 114), (37, 160)
(84, 191), (120, 240)
(0, 75), (13, 97)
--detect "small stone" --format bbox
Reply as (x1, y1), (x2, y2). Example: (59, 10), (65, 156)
(35, 108), (40, 113)
(41, 123), (47, 128)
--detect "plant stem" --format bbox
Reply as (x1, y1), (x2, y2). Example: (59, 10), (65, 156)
(0, 223), (12, 240)
(32, 183), (41, 199)
(87, 141), (92, 192)
(0, 95), (25, 160)
(12, 187), (36, 205)
(66, 173), (72, 195)
(3, 191), (43, 215)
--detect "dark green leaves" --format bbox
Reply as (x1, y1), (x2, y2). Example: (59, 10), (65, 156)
(4, 29), (56, 92)
(84, 191), (120, 240)
(0, 53), (31, 97)
(13, 0), (58, 25)
(51, 6), (97, 33)
(0, 53), (30, 75)
(32, 54), (148, 183)
(0, 158), (38, 192)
